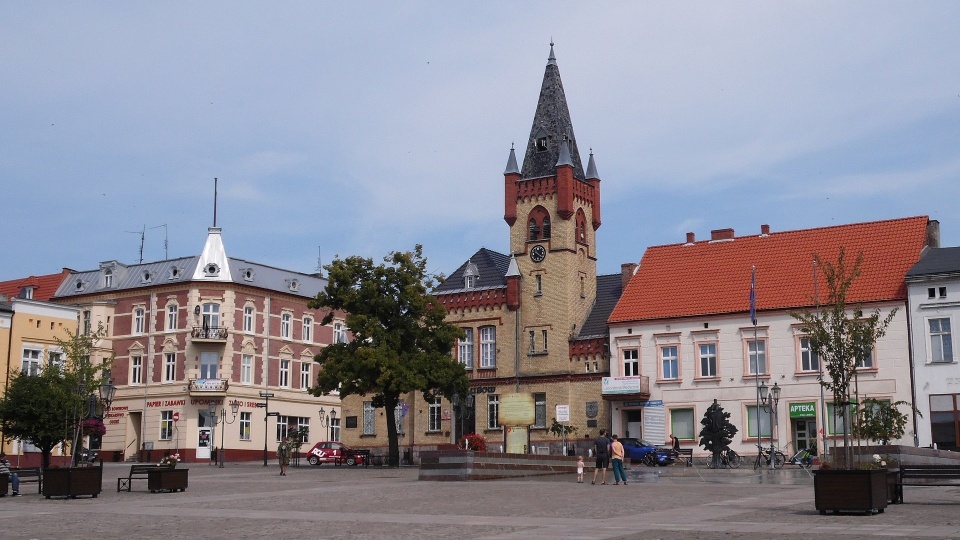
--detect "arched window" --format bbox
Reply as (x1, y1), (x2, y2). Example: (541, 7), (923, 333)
(529, 218), (540, 241)
(528, 206), (551, 241)
(575, 209), (587, 244)
(542, 216), (551, 239)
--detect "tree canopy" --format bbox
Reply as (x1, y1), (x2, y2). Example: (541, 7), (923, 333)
(699, 399), (737, 467)
(308, 245), (469, 466)
(0, 326), (112, 468)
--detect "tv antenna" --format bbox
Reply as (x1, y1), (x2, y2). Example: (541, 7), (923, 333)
(125, 225), (146, 264)
(150, 224), (169, 259)
(315, 247), (323, 277)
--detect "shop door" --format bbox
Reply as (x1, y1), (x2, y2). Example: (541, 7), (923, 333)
(197, 427), (212, 460)
(792, 419), (817, 453)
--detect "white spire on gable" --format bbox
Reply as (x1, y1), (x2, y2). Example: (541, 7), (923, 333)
(192, 227), (232, 281)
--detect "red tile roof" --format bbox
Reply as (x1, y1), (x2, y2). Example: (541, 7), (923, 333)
(0, 269), (73, 301)
(609, 216), (931, 323)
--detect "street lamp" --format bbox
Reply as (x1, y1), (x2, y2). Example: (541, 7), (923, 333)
(318, 407), (338, 441)
(451, 394), (475, 445)
(759, 381), (781, 469)
(74, 378), (117, 466)
(208, 399), (240, 468)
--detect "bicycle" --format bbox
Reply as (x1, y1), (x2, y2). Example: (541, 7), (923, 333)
(697, 448), (742, 469)
(753, 446), (786, 470)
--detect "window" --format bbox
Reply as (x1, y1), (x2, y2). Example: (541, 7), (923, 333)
(930, 318), (953, 363)
(542, 330), (548, 352)
(279, 359), (291, 388)
(827, 403), (853, 436)
(362, 401), (375, 435)
(302, 316), (313, 343)
(929, 287), (937, 299)
(528, 218), (540, 241)
(799, 337), (820, 372)
(334, 322), (347, 344)
(931, 394), (960, 450)
(394, 404), (406, 435)
(202, 303), (220, 329)
(458, 328), (474, 368)
(533, 392), (546, 428)
(536, 136), (547, 151)
(529, 331), (536, 353)
(856, 348), (875, 369)
(104, 269), (113, 288)
(281, 313), (292, 339)
(330, 417), (341, 442)
(163, 353), (176, 382)
(661, 346), (679, 380)
(199, 352), (218, 379)
(623, 349), (639, 377)
(160, 411), (173, 440)
(747, 339), (767, 375)
(941, 287), (948, 298)
(48, 351), (64, 371)
(535, 275), (542, 296)
(243, 306), (254, 334)
(21, 348), (42, 376)
(300, 362), (311, 390)
(671, 408), (696, 440)
(240, 412), (252, 440)
(465, 274), (476, 288)
(241, 354), (253, 385)
(487, 394), (500, 430)
(746, 405), (773, 439)
(699, 343), (717, 377)
(428, 398), (442, 432)
(479, 326), (496, 368)
(82, 310), (91, 335)
(130, 355), (143, 385)
(166, 304), (177, 331)
(542, 216), (551, 239)
(134, 307), (145, 335)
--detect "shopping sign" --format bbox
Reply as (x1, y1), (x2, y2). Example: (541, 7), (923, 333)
(789, 402), (816, 419)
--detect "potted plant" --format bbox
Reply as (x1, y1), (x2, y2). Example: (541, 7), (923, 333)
(792, 248), (896, 515)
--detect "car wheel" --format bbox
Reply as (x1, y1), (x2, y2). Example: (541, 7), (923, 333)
(643, 454), (656, 467)
(308, 456), (319, 466)
(346, 456), (357, 466)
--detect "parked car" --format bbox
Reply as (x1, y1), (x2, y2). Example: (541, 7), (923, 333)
(619, 438), (656, 461)
(305, 441), (366, 466)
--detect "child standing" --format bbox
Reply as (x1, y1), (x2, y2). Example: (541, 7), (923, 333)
(576, 456), (585, 483)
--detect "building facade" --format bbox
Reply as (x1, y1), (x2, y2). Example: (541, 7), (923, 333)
(906, 246), (960, 449)
(606, 217), (937, 459)
(336, 45), (619, 458)
(51, 227), (343, 463)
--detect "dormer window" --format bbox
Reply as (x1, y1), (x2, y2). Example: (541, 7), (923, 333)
(204, 263), (220, 277)
(104, 269), (113, 288)
(19, 286), (34, 299)
(463, 260), (479, 289)
(536, 137), (548, 152)
(242, 269), (255, 282)
(169, 267), (180, 280)
(287, 279), (300, 292)
(75, 280), (84, 291)
(141, 271), (153, 283)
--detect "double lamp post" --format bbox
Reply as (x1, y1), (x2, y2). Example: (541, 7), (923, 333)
(758, 380), (781, 469)
(208, 399), (240, 468)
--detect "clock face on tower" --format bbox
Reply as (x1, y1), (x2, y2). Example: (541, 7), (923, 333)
(530, 244), (546, 263)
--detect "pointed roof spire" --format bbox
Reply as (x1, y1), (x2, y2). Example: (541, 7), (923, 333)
(192, 227), (232, 282)
(504, 143), (520, 175)
(521, 42), (585, 181)
(505, 254), (520, 278)
(585, 148), (599, 180)
(556, 138), (573, 167)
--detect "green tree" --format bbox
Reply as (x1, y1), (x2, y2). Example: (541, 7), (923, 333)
(308, 245), (469, 467)
(791, 248), (897, 468)
(699, 399), (737, 468)
(0, 326), (112, 469)
(856, 399), (915, 446)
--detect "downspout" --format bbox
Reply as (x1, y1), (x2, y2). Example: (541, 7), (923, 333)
(905, 291), (920, 446)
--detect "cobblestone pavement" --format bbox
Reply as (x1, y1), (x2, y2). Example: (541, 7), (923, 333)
(3, 462), (960, 539)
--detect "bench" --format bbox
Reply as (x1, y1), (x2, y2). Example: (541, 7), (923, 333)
(674, 449), (693, 467)
(895, 465), (960, 503)
(10, 467), (42, 494)
(335, 449), (370, 466)
(118, 464), (173, 492)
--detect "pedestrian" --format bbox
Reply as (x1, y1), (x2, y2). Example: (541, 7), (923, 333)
(591, 429), (611, 485)
(610, 434), (627, 485)
(0, 452), (20, 496)
(277, 436), (291, 476)
(576, 455), (585, 483)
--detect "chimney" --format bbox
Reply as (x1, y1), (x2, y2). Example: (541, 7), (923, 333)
(685, 232), (695, 244)
(927, 219), (940, 248)
(760, 224), (770, 236)
(621, 263), (637, 290)
(710, 228), (735, 241)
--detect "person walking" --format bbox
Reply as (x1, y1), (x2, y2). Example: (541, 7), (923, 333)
(591, 429), (611, 485)
(610, 434), (627, 485)
(277, 436), (292, 476)
(576, 455), (585, 483)
(0, 452), (20, 496)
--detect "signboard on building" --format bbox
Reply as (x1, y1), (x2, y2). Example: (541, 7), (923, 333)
(555, 404), (570, 422)
(601, 376), (645, 395)
(789, 402), (817, 419)
(499, 393), (535, 425)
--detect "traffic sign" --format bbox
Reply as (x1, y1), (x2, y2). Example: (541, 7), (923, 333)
(255, 403), (267, 408)
(173, 412), (180, 423)
(259, 391), (275, 398)
(555, 404), (570, 422)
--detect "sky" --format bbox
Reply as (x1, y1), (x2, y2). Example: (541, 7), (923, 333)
(2, 2), (959, 282)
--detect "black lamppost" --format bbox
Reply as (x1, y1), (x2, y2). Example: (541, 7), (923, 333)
(74, 378), (116, 466)
(759, 381), (782, 470)
(259, 391), (277, 466)
(209, 399), (240, 468)
(318, 407), (338, 441)
(451, 394), (475, 445)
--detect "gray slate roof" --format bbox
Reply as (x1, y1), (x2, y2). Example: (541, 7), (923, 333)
(433, 248), (511, 294)
(578, 273), (623, 338)
(906, 246), (960, 279)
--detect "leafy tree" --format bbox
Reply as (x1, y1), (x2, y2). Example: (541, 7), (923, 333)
(791, 248), (897, 468)
(308, 245), (469, 467)
(0, 326), (112, 469)
(699, 399), (737, 468)
(856, 399), (916, 445)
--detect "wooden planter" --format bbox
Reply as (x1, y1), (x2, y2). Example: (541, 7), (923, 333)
(814, 468), (888, 515)
(43, 467), (103, 499)
(148, 468), (188, 493)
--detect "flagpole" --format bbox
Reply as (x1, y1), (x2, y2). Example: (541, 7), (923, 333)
(752, 266), (761, 460)
(815, 259), (827, 463)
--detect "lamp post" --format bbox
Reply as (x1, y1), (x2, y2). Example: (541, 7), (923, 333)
(318, 407), (338, 441)
(74, 378), (117, 466)
(451, 394), (475, 445)
(258, 391), (278, 466)
(759, 381), (782, 470)
(209, 399), (240, 468)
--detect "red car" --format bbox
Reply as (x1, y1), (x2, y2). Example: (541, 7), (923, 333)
(306, 441), (366, 466)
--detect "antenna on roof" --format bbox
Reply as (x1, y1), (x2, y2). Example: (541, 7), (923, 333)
(315, 247), (323, 277)
(213, 177), (218, 227)
(125, 225), (146, 264)
(150, 224), (168, 259)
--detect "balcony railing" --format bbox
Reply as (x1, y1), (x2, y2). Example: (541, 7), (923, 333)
(188, 378), (229, 394)
(191, 326), (228, 341)
(601, 375), (650, 399)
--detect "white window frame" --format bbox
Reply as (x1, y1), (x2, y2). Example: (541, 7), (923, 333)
(241, 354), (253, 385)
(300, 362), (311, 390)
(929, 317), (954, 363)
(623, 348), (639, 377)
(479, 326), (496, 368)
(281, 313), (292, 339)
(330, 418), (341, 441)
(130, 355), (143, 385)
(660, 345), (679, 380)
(134, 307), (145, 335)
(698, 343), (717, 378)
(458, 328), (474, 368)
(334, 322), (347, 344)
(428, 398), (442, 432)
(166, 304), (177, 332)
(799, 337), (820, 372)
(160, 410), (173, 440)
(243, 306), (254, 334)
(21, 348), (43, 376)
(199, 351), (218, 379)
(163, 352), (176, 382)
(487, 394), (501, 430)
(533, 392), (546, 429)
(202, 303), (220, 329)
(279, 359), (291, 388)
(240, 412), (252, 440)
(747, 339), (767, 375)
(302, 316), (313, 343)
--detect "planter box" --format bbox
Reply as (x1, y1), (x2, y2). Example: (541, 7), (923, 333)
(43, 467), (102, 499)
(148, 468), (188, 493)
(814, 468), (888, 515)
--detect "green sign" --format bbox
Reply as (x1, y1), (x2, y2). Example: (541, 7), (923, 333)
(789, 402), (816, 418)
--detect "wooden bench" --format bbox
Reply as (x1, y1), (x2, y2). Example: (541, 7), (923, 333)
(10, 467), (42, 494)
(895, 465), (960, 503)
(674, 448), (693, 467)
(118, 464), (173, 492)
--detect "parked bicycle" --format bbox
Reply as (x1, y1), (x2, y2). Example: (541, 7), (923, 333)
(697, 448), (742, 469)
(753, 446), (786, 470)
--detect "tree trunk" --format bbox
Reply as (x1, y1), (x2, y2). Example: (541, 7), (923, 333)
(383, 394), (400, 467)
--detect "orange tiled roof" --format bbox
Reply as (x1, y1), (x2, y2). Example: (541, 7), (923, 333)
(609, 216), (930, 323)
(0, 269), (73, 301)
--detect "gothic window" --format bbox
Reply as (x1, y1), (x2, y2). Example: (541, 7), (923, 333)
(542, 216), (551, 239)
(529, 218), (540, 241)
(528, 206), (551, 241)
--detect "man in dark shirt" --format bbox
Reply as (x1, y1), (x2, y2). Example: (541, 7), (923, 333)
(0, 452), (19, 496)
(591, 429), (611, 485)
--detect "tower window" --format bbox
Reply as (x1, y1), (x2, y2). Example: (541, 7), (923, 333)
(542, 216), (551, 239)
(536, 137), (548, 152)
(529, 218), (540, 241)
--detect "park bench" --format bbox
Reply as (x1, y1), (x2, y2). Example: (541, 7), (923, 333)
(895, 465), (960, 503)
(9, 467), (42, 494)
(675, 448), (693, 467)
(118, 464), (174, 492)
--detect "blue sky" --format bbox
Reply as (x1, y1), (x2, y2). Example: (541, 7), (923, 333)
(2, 2), (959, 281)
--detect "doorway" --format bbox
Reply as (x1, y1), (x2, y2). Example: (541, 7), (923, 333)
(792, 419), (817, 454)
(625, 410), (643, 440)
